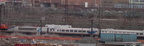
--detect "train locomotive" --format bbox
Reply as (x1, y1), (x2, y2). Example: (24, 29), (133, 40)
(0, 24), (8, 30)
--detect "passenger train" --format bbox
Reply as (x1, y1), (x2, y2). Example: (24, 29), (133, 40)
(7, 24), (144, 37)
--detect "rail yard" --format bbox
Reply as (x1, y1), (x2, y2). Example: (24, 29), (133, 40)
(0, 0), (144, 46)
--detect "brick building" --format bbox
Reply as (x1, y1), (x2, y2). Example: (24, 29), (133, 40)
(4, 0), (144, 8)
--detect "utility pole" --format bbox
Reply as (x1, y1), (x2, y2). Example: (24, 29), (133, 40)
(98, 0), (102, 38)
(0, 4), (4, 25)
(64, 0), (68, 24)
(90, 19), (94, 37)
(0, 5), (2, 25)
(39, 17), (45, 35)
(65, 0), (68, 14)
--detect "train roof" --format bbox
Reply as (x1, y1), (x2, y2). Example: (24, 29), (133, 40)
(55, 28), (98, 30)
(45, 24), (72, 28)
(101, 29), (143, 32)
(18, 26), (39, 28)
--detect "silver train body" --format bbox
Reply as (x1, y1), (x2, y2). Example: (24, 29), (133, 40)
(7, 24), (144, 36)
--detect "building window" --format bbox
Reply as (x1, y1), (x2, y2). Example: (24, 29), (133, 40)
(125, 2), (128, 3)
(109, 1), (112, 3)
(103, 1), (107, 3)
(35, 1), (39, 3)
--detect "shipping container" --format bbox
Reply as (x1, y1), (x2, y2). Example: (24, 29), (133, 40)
(100, 33), (137, 42)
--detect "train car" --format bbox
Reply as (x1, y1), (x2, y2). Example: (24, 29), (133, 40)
(44, 27), (98, 35)
(0, 24), (8, 30)
(7, 26), (40, 33)
(101, 29), (144, 37)
(43, 24), (98, 35)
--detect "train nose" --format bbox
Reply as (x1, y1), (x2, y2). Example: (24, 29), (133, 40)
(0, 24), (8, 30)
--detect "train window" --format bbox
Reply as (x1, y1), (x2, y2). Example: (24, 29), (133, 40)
(87, 31), (89, 32)
(140, 33), (143, 35)
(60, 30), (62, 31)
(114, 31), (117, 33)
(18, 28), (36, 30)
(107, 31), (110, 33)
(62, 30), (65, 32)
(109, 31), (112, 33)
(123, 32), (126, 33)
(137, 33), (139, 35)
(83, 31), (86, 32)
(79, 30), (82, 32)
(70, 30), (73, 32)
(104, 31), (107, 33)
(119, 32), (121, 33)
(66, 30), (69, 32)
(57, 30), (59, 31)
(127, 32), (130, 33)
(50, 28), (55, 31)
(74, 30), (77, 32)
(101, 31), (104, 33)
